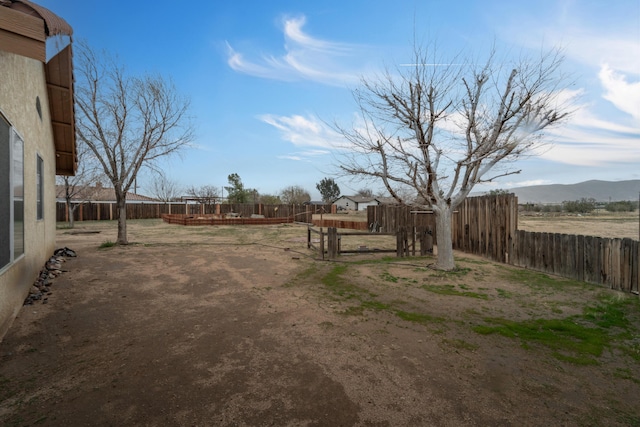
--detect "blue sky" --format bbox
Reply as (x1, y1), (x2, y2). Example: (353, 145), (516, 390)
(39, 0), (640, 200)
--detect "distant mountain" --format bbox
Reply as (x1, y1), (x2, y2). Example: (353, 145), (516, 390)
(504, 180), (640, 204)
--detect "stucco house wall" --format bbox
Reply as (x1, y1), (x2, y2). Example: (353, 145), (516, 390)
(0, 0), (75, 341)
(0, 50), (58, 339)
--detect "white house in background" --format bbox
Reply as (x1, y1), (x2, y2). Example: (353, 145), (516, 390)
(0, 0), (76, 340)
(333, 196), (402, 211)
(333, 196), (380, 211)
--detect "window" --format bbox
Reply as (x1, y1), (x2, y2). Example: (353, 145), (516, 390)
(37, 154), (43, 220)
(1, 113), (24, 270)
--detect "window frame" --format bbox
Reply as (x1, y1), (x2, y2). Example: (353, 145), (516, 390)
(36, 153), (43, 221)
(0, 111), (25, 271)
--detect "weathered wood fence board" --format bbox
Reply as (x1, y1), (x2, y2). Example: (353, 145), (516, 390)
(312, 219), (368, 230)
(162, 214), (294, 226)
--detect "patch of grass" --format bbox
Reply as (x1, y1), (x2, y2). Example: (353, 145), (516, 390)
(347, 256), (428, 267)
(318, 263), (449, 326)
(431, 267), (471, 278)
(474, 317), (608, 363)
(321, 264), (375, 300)
(456, 257), (490, 265)
(421, 284), (489, 300)
(583, 294), (629, 329)
(474, 294), (640, 365)
(618, 341), (640, 361)
(395, 310), (444, 325)
(614, 368), (640, 384)
(283, 264), (318, 287)
(380, 272), (399, 283)
(99, 240), (116, 248)
(441, 338), (479, 352)
(498, 267), (589, 292)
(496, 288), (514, 298)
(361, 300), (392, 311)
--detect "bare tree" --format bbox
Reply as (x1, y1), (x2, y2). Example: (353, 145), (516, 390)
(356, 188), (374, 197)
(280, 185), (311, 204)
(336, 44), (571, 270)
(74, 41), (195, 244)
(56, 140), (102, 228)
(259, 194), (282, 205)
(186, 185), (220, 206)
(148, 172), (182, 202)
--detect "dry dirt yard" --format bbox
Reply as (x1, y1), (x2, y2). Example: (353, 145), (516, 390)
(1, 219), (640, 426)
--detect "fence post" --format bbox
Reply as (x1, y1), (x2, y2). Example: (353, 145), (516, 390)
(397, 227), (408, 257)
(420, 227), (433, 255)
(328, 227), (338, 259)
(411, 226), (416, 256)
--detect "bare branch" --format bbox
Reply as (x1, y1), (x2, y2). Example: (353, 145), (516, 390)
(333, 41), (572, 269)
(74, 40), (195, 244)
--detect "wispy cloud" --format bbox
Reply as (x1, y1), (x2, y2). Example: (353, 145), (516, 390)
(259, 113), (345, 150)
(277, 149), (330, 162)
(226, 15), (369, 85)
(492, 2), (640, 171)
(599, 64), (640, 121)
(541, 76), (640, 167)
(277, 154), (304, 161)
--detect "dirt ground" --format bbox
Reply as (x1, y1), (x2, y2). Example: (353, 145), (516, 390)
(1, 219), (639, 426)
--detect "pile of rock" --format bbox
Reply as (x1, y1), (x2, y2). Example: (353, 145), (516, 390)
(23, 247), (77, 306)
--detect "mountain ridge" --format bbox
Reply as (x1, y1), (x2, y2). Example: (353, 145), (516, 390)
(486, 179), (640, 204)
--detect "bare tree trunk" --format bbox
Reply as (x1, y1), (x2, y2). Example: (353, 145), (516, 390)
(434, 205), (455, 270)
(68, 203), (75, 229)
(117, 198), (128, 244)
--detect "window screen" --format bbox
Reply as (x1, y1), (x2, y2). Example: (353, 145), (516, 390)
(0, 114), (25, 268)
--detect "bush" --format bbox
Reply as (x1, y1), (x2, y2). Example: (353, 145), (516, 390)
(541, 204), (562, 213)
(604, 200), (636, 212)
(563, 198), (597, 214)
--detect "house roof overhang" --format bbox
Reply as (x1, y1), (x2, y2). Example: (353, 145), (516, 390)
(0, 0), (76, 175)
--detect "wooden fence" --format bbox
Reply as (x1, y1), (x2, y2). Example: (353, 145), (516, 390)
(56, 202), (333, 223)
(368, 196), (639, 293)
(162, 214), (295, 226)
(57, 197), (638, 292)
(368, 205), (436, 236)
(311, 219), (368, 230)
(307, 226), (433, 259)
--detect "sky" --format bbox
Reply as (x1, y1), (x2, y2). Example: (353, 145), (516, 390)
(38, 0), (640, 200)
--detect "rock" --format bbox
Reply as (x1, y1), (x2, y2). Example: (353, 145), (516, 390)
(54, 247), (77, 257)
(23, 247), (76, 306)
(46, 261), (62, 270)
